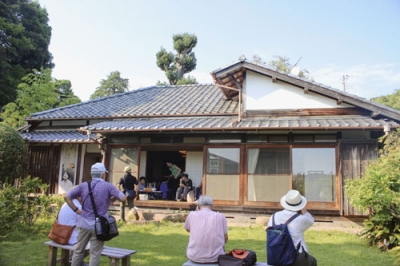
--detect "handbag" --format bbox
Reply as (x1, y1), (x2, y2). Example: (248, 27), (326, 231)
(48, 211), (75, 245)
(218, 249), (257, 266)
(88, 181), (119, 241)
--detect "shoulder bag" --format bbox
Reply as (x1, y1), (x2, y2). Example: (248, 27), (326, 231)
(48, 209), (75, 245)
(88, 181), (119, 241)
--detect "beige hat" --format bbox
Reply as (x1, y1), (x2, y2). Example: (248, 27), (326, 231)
(280, 190), (307, 211)
(124, 165), (131, 173)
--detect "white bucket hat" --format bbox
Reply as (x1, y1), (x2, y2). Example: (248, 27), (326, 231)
(280, 190), (307, 211)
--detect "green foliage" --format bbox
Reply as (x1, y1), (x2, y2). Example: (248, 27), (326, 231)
(1, 68), (80, 127)
(90, 71), (129, 100)
(372, 89), (400, 110)
(346, 129), (400, 253)
(0, 221), (397, 265)
(54, 79), (81, 107)
(0, 123), (28, 184)
(0, 0), (53, 109)
(0, 176), (54, 236)
(156, 33), (197, 85)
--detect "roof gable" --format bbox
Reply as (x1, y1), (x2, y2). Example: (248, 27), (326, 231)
(211, 60), (400, 121)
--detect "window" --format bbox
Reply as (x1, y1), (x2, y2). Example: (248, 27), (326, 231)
(292, 148), (336, 202)
(247, 148), (290, 202)
(206, 148), (239, 174)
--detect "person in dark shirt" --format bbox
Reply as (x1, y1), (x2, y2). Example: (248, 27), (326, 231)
(176, 172), (192, 201)
(118, 165), (138, 222)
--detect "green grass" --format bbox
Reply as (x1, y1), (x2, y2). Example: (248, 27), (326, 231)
(0, 219), (397, 266)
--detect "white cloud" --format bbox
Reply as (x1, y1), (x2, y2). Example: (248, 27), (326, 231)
(312, 63), (400, 100)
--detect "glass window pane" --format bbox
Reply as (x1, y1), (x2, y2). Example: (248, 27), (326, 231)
(248, 148), (290, 174)
(247, 148), (290, 202)
(109, 147), (138, 185)
(206, 148), (239, 174)
(292, 148), (336, 202)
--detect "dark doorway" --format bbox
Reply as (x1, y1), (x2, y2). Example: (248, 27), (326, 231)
(145, 151), (186, 200)
(145, 151), (186, 183)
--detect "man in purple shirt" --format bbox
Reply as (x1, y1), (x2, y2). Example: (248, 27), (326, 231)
(64, 162), (126, 266)
(184, 195), (228, 263)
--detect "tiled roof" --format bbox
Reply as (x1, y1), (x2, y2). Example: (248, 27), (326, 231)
(20, 131), (96, 143)
(80, 115), (399, 132)
(82, 116), (237, 131)
(27, 84), (238, 120)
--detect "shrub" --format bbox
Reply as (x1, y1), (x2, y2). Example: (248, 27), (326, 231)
(346, 129), (400, 254)
(0, 176), (55, 236)
(0, 123), (28, 185)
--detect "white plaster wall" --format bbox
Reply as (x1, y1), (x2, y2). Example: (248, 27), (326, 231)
(185, 151), (203, 187)
(244, 71), (352, 110)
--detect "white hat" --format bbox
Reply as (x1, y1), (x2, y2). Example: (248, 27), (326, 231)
(280, 190), (307, 211)
(124, 165), (131, 173)
(91, 162), (108, 173)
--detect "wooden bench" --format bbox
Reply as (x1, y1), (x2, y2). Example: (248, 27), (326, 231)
(44, 241), (136, 266)
(182, 260), (271, 266)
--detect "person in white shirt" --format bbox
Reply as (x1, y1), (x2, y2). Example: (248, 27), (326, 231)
(58, 197), (81, 245)
(268, 190), (317, 266)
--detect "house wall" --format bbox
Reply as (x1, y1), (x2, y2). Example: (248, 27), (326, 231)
(185, 151), (203, 187)
(244, 71), (352, 110)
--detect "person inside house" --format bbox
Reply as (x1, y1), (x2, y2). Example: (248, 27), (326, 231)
(64, 162), (126, 266)
(138, 176), (146, 191)
(166, 161), (182, 200)
(268, 189), (317, 266)
(176, 172), (192, 201)
(118, 165), (139, 222)
(184, 195), (228, 264)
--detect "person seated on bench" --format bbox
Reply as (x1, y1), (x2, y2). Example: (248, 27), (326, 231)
(64, 162), (126, 266)
(176, 172), (192, 201)
(184, 195), (228, 264)
(59, 187), (82, 245)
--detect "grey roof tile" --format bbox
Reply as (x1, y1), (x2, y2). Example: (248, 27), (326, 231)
(78, 115), (399, 133)
(20, 131), (96, 143)
(28, 84), (238, 120)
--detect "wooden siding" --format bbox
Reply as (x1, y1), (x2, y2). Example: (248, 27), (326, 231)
(28, 146), (61, 194)
(339, 140), (378, 216)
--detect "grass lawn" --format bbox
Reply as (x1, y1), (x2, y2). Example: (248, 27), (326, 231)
(0, 219), (396, 266)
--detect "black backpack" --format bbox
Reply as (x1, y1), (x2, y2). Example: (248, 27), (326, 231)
(266, 213), (300, 266)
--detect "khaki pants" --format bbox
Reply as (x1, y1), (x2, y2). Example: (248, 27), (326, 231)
(71, 227), (104, 266)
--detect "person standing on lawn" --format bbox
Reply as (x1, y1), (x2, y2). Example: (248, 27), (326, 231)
(268, 189), (317, 266)
(117, 165), (139, 222)
(184, 195), (228, 263)
(64, 162), (126, 266)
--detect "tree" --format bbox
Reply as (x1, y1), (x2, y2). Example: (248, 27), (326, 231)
(90, 71), (129, 100)
(156, 33), (198, 85)
(0, 0), (53, 109)
(0, 122), (28, 185)
(372, 89), (400, 110)
(345, 129), (400, 253)
(54, 79), (81, 107)
(251, 55), (312, 80)
(1, 68), (80, 128)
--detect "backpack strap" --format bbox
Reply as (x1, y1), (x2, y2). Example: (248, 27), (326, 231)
(284, 213), (300, 225)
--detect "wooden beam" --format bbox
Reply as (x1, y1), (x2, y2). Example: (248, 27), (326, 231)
(272, 76), (277, 83)
(337, 98), (343, 105)
(371, 111), (380, 118)
(304, 87), (309, 94)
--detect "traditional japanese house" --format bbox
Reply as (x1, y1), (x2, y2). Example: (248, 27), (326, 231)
(20, 60), (400, 216)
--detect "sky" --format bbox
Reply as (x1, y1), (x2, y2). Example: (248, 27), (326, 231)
(37, 0), (400, 102)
